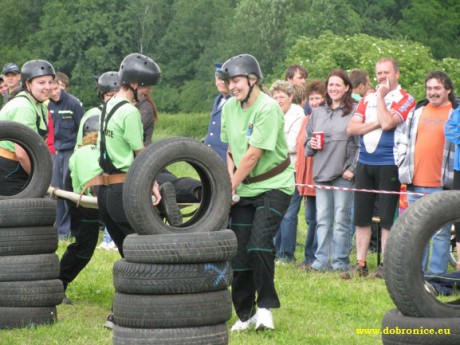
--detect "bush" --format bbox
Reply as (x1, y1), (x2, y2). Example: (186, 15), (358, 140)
(153, 112), (210, 141)
(283, 31), (457, 101)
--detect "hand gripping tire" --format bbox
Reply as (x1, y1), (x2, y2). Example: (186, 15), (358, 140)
(0, 121), (52, 199)
(381, 309), (460, 345)
(123, 137), (231, 235)
(385, 190), (460, 317)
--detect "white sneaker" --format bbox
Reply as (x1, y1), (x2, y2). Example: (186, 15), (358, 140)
(105, 241), (118, 251)
(255, 308), (274, 330)
(230, 314), (257, 331)
(97, 242), (109, 250)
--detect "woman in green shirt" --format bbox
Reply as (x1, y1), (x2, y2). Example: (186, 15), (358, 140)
(0, 60), (54, 195)
(220, 54), (294, 331)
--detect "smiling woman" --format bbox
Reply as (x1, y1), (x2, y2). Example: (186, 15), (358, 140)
(305, 69), (358, 273)
(0, 60), (55, 196)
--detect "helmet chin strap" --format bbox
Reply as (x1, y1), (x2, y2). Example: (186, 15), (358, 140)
(241, 78), (255, 106)
(127, 84), (139, 103)
(26, 84), (44, 104)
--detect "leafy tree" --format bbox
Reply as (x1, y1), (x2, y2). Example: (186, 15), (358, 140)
(28, 0), (139, 107)
(0, 0), (48, 65)
(397, 0), (460, 59)
(154, 0), (233, 112)
(284, 31), (449, 100)
(348, 0), (409, 39)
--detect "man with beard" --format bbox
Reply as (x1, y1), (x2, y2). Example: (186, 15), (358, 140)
(399, 71), (457, 275)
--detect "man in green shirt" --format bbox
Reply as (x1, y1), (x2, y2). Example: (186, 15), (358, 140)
(220, 54), (294, 331)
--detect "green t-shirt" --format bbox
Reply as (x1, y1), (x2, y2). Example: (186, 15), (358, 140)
(0, 91), (48, 152)
(100, 96), (144, 173)
(75, 106), (102, 149)
(69, 145), (102, 195)
(221, 91), (294, 197)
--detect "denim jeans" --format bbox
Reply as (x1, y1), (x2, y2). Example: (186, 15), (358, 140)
(274, 186), (302, 261)
(102, 228), (112, 243)
(407, 185), (451, 275)
(303, 195), (317, 264)
(312, 177), (353, 271)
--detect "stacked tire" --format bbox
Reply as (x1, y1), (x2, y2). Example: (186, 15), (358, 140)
(112, 231), (237, 345)
(113, 138), (235, 345)
(0, 122), (63, 329)
(383, 191), (460, 344)
(0, 199), (64, 329)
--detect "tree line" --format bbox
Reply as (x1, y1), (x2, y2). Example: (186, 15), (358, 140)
(1, 0), (459, 112)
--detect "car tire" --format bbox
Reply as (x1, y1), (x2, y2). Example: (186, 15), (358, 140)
(113, 259), (232, 294)
(381, 309), (460, 344)
(113, 290), (232, 328)
(0, 254), (60, 281)
(123, 137), (231, 235)
(0, 121), (52, 199)
(122, 230), (237, 264)
(385, 190), (460, 317)
(113, 324), (228, 345)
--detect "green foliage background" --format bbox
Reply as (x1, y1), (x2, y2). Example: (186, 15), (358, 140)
(0, 0), (459, 111)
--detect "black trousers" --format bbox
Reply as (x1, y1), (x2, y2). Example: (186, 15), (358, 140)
(0, 156), (28, 196)
(230, 189), (291, 321)
(157, 170), (202, 203)
(97, 183), (134, 257)
(59, 202), (99, 290)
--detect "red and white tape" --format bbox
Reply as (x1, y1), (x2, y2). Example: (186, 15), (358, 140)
(295, 183), (427, 197)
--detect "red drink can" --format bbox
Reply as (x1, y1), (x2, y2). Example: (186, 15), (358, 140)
(313, 131), (324, 150)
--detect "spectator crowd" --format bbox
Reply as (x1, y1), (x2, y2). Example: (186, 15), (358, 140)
(0, 54), (459, 332)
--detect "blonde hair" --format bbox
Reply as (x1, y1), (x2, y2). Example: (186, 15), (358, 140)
(82, 132), (98, 146)
(292, 84), (306, 105)
(269, 80), (294, 97)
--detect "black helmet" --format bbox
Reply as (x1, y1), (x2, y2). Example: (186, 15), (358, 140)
(2, 63), (20, 75)
(221, 54), (263, 81)
(119, 53), (161, 86)
(82, 115), (100, 137)
(21, 60), (55, 84)
(98, 71), (120, 94)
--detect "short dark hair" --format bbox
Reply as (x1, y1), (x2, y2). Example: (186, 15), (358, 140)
(55, 72), (70, 89)
(349, 69), (369, 89)
(376, 57), (399, 73)
(285, 64), (308, 80)
(305, 79), (326, 98)
(425, 71), (456, 105)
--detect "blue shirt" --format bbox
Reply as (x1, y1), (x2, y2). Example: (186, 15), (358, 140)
(49, 90), (85, 151)
(204, 93), (229, 164)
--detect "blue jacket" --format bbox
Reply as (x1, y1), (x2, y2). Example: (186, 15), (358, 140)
(445, 105), (460, 171)
(204, 94), (229, 164)
(49, 90), (85, 151)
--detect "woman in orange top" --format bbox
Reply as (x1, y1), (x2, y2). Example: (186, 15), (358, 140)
(296, 80), (326, 268)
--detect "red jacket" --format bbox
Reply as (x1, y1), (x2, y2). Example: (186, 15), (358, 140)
(47, 111), (56, 154)
(295, 116), (315, 196)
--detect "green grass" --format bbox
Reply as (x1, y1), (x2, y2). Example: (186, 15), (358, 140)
(1, 114), (396, 344)
(1, 217), (394, 345)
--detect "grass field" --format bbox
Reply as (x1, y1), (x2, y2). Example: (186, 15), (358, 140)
(1, 113), (395, 344)
(0, 218), (394, 345)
